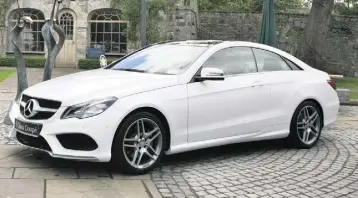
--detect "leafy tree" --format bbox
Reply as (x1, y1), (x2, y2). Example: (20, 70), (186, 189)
(343, 0), (358, 8)
(111, 0), (179, 47)
(334, 0), (358, 15)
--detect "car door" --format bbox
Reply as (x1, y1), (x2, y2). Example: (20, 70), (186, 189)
(252, 48), (305, 131)
(187, 47), (272, 143)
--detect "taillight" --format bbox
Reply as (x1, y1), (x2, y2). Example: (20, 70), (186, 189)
(327, 80), (336, 90)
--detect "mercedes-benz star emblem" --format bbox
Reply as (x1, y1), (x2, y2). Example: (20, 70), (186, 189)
(24, 99), (38, 118)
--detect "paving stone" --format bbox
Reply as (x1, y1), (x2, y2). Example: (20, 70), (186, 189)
(78, 168), (111, 179)
(0, 145), (25, 159)
(111, 172), (150, 180)
(0, 179), (44, 198)
(14, 168), (78, 179)
(46, 179), (150, 198)
(0, 148), (52, 168)
(0, 167), (14, 178)
(143, 180), (162, 198)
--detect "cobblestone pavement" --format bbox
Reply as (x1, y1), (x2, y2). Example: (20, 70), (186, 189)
(1, 68), (358, 197)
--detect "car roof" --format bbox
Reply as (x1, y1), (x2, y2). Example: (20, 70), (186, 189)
(161, 40), (277, 50)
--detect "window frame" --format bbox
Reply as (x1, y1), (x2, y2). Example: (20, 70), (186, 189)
(251, 47), (296, 73)
(88, 9), (128, 56)
(6, 8), (46, 54)
(198, 46), (259, 78)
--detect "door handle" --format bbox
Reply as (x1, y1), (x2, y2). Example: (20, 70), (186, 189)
(251, 81), (264, 87)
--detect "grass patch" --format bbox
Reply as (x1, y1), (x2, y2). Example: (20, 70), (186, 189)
(0, 69), (15, 82)
(335, 77), (358, 100)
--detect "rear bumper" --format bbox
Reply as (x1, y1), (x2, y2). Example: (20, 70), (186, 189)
(323, 96), (340, 127)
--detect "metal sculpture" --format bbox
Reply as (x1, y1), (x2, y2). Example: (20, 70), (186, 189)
(3, 1), (33, 125)
(42, 0), (66, 81)
(3, 0), (71, 125)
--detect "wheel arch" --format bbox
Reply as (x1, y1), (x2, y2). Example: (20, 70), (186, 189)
(114, 106), (171, 151)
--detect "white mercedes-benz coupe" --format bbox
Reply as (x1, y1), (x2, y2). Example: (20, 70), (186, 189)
(9, 40), (339, 174)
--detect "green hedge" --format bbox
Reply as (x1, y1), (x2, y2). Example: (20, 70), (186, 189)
(78, 58), (115, 70)
(78, 59), (101, 70)
(0, 57), (45, 68)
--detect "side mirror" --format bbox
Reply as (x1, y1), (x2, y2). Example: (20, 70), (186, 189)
(195, 67), (225, 82)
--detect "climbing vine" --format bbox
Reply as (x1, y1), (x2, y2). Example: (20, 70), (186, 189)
(110, 0), (180, 47)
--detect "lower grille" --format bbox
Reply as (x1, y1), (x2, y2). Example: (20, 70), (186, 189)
(16, 132), (52, 152)
(57, 134), (98, 151)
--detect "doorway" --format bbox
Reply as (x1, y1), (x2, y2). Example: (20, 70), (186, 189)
(56, 10), (77, 67)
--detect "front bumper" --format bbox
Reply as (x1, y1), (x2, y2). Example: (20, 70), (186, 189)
(8, 102), (123, 162)
(12, 132), (100, 162)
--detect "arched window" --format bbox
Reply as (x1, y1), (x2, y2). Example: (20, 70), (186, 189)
(89, 9), (128, 54)
(59, 12), (74, 40)
(7, 9), (45, 52)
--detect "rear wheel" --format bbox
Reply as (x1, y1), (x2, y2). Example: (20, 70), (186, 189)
(111, 112), (166, 174)
(287, 101), (323, 149)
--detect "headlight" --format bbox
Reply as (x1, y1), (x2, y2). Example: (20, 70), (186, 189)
(61, 97), (117, 119)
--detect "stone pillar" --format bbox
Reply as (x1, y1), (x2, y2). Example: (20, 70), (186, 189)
(0, 27), (6, 56)
(76, 27), (87, 62)
(165, 0), (199, 41)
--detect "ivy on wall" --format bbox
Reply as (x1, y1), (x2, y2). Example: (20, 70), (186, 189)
(110, 0), (180, 47)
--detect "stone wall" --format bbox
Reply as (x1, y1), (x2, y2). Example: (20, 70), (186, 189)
(198, 11), (358, 76)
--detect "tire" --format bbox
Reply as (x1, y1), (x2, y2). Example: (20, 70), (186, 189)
(287, 101), (323, 149)
(111, 111), (166, 175)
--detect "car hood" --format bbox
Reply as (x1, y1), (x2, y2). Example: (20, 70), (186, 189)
(23, 69), (180, 106)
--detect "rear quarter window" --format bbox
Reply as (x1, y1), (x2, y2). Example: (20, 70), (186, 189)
(282, 57), (303, 70)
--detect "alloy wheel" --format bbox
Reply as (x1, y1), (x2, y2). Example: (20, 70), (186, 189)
(296, 106), (321, 145)
(122, 118), (163, 169)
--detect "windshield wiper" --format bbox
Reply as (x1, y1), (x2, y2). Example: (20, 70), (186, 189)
(114, 68), (147, 73)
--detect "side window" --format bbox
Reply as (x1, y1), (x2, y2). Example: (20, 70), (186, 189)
(252, 48), (292, 72)
(283, 57), (302, 70)
(203, 47), (257, 76)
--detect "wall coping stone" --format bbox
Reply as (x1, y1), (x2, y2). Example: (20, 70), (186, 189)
(199, 10), (358, 18)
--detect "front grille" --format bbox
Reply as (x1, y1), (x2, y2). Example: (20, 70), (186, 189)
(57, 134), (98, 151)
(20, 94), (62, 120)
(22, 94), (61, 109)
(16, 132), (52, 152)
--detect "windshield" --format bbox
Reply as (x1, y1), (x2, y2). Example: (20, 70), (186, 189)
(107, 44), (209, 75)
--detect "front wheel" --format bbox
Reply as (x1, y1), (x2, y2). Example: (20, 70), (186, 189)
(111, 112), (166, 175)
(287, 101), (323, 149)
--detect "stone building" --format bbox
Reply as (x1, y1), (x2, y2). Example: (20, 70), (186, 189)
(0, 0), (198, 67)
